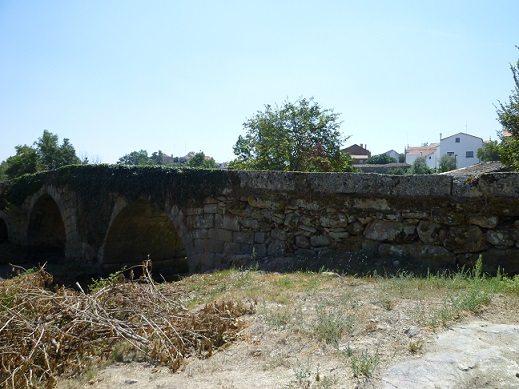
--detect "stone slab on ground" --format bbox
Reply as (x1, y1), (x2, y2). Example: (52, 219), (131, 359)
(381, 321), (519, 389)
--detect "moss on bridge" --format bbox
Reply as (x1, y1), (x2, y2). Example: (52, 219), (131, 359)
(0, 164), (233, 210)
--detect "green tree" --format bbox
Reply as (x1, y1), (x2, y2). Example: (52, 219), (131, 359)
(4, 145), (38, 179)
(477, 140), (501, 162)
(229, 97), (354, 172)
(2, 130), (80, 179)
(438, 154), (457, 172)
(185, 151), (217, 168)
(149, 150), (167, 165)
(497, 47), (519, 169)
(365, 153), (397, 164)
(0, 160), (7, 181)
(35, 130), (80, 170)
(386, 167), (408, 175)
(408, 156), (433, 174)
(117, 150), (150, 166)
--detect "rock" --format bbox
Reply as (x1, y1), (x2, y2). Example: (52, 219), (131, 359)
(469, 215), (499, 229)
(363, 220), (417, 243)
(382, 321), (519, 389)
(404, 326), (421, 338)
(417, 220), (445, 244)
(486, 229), (515, 247)
(310, 234), (331, 247)
(443, 225), (488, 253)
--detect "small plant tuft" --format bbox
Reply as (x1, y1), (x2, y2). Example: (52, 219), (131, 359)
(350, 348), (380, 378)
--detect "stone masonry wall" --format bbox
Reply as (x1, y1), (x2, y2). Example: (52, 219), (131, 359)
(2, 168), (519, 275)
(186, 171), (519, 274)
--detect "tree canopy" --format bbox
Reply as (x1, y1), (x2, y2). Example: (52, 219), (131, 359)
(229, 97), (354, 172)
(477, 140), (501, 162)
(117, 149), (217, 168)
(117, 150), (151, 166)
(408, 156), (433, 174)
(365, 153), (397, 164)
(185, 152), (217, 169)
(438, 154), (457, 173)
(497, 47), (519, 169)
(3, 130), (81, 179)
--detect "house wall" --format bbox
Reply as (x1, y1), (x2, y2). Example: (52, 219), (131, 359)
(405, 152), (438, 169)
(385, 150), (400, 161)
(440, 134), (482, 169)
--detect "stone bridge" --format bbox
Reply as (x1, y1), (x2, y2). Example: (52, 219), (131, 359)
(1, 165), (519, 278)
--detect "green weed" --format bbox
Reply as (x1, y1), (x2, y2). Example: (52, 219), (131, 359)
(314, 304), (355, 345)
(350, 348), (380, 378)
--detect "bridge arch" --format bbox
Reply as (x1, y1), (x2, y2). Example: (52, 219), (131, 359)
(27, 194), (66, 261)
(101, 199), (189, 279)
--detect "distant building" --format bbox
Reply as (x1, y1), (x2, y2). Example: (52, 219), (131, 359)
(405, 132), (484, 170)
(439, 132), (482, 169)
(405, 143), (440, 169)
(384, 149), (400, 161)
(343, 144), (371, 164)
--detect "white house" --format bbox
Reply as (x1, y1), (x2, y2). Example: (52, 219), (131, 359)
(384, 149), (400, 161)
(405, 143), (440, 169)
(439, 132), (482, 169)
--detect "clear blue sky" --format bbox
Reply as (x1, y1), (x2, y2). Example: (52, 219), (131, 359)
(1, 0), (518, 164)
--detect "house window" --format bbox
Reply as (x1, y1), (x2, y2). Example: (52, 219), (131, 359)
(466, 151), (474, 158)
(455, 138), (460, 143)
(447, 152), (454, 156)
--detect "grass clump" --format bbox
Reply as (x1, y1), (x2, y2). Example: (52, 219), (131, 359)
(314, 303), (355, 345)
(349, 348), (381, 378)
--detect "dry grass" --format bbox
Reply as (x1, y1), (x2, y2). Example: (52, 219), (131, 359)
(0, 265), (255, 389)
(3, 258), (519, 388)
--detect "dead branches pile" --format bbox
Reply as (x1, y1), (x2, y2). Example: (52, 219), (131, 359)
(0, 266), (255, 388)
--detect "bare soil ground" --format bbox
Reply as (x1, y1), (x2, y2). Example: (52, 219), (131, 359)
(52, 268), (519, 389)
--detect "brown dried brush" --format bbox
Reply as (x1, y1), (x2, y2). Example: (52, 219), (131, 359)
(0, 265), (255, 389)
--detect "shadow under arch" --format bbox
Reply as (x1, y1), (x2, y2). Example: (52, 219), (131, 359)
(102, 200), (188, 280)
(27, 194), (66, 261)
(0, 218), (8, 243)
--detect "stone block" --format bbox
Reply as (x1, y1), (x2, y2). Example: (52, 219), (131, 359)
(431, 209), (464, 226)
(223, 241), (241, 254)
(192, 214), (214, 229)
(478, 248), (519, 274)
(215, 214), (240, 232)
(203, 203), (219, 214)
(300, 225), (317, 233)
(208, 228), (233, 242)
(417, 221), (445, 245)
(185, 207), (203, 216)
(486, 229), (515, 247)
(443, 225), (488, 253)
(295, 235), (310, 249)
(329, 231), (349, 241)
(233, 231), (254, 244)
(468, 215), (499, 229)
(271, 228), (287, 241)
(354, 198), (390, 211)
(254, 232), (267, 244)
(204, 239), (225, 253)
(268, 240), (285, 256)
(240, 218), (259, 229)
(310, 234), (331, 247)
(363, 220), (416, 243)
(346, 221), (365, 236)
